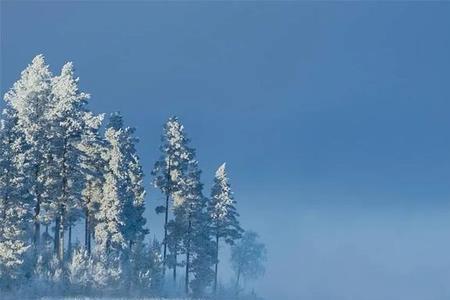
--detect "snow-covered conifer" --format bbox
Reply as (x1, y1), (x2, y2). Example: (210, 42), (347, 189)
(91, 252), (122, 289)
(79, 115), (106, 255)
(67, 246), (93, 290)
(208, 163), (243, 292)
(95, 113), (147, 254)
(121, 125), (148, 248)
(152, 117), (194, 270)
(4, 54), (53, 249)
(0, 107), (33, 286)
(94, 115), (127, 253)
(176, 159), (215, 295)
(48, 62), (103, 261)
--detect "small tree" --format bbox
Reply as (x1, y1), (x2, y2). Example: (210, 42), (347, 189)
(67, 246), (93, 291)
(148, 238), (164, 294)
(230, 231), (267, 293)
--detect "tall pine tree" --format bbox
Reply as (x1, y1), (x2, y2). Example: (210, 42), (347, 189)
(151, 117), (193, 274)
(207, 163), (243, 293)
(95, 114), (128, 254)
(48, 61), (103, 261)
(79, 112), (105, 256)
(95, 113), (147, 255)
(4, 54), (53, 250)
(0, 107), (33, 286)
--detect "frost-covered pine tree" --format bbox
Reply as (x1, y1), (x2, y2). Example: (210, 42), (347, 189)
(47, 61), (103, 261)
(95, 113), (147, 255)
(122, 125), (148, 249)
(95, 114), (128, 254)
(79, 114), (105, 255)
(4, 54), (53, 249)
(177, 158), (215, 296)
(152, 117), (194, 272)
(208, 163), (243, 293)
(91, 252), (122, 289)
(0, 107), (33, 287)
(67, 246), (93, 291)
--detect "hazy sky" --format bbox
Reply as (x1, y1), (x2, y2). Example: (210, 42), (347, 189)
(2, 2), (450, 299)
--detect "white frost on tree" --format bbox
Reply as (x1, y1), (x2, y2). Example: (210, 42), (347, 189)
(4, 54), (53, 249)
(95, 113), (147, 254)
(79, 113), (105, 256)
(122, 124), (148, 248)
(208, 163), (243, 292)
(0, 107), (33, 285)
(95, 116), (127, 253)
(67, 246), (93, 290)
(152, 116), (194, 272)
(48, 61), (103, 260)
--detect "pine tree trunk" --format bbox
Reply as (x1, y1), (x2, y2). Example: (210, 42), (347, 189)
(58, 205), (65, 261)
(87, 230), (91, 255)
(34, 166), (41, 249)
(85, 207), (90, 255)
(68, 224), (72, 258)
(58, 140), (68, 262)
(34, 194), (41, 248)
(185, 218), (192, 295)
(235, 265), (241, 296)
(214, 234), (219, 293)
(54, 218), (60, 256)
(163, 160), (172, 275)
(173, 250), (177, 282)
(163, 192), (169, 275)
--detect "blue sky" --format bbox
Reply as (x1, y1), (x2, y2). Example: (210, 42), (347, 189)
(2, 2), (450, 299)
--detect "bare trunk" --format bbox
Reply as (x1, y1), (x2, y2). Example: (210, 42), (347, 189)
(214, 234), (219, 293)
(235, 265), (241, 296)
(54, 218), (60, 255)
(68, 224), (72, 258)
(34, 166), (41, 249)
(163, 192), (169, 275)
(84, 207), (91, 255)
(58, 138), (68, 262)
(87, 230), (91, 255)
(173, 248), (177, 282)
(58, 205), (65, 261)
(34, 194), (41, 248)
(185, 218), (192, 295)
(163, 160), (172, 275)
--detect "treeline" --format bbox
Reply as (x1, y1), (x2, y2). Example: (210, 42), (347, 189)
(0, 55), (266, 298)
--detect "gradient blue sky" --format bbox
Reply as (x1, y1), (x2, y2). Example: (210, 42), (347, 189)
(1, 2), (450, 299)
